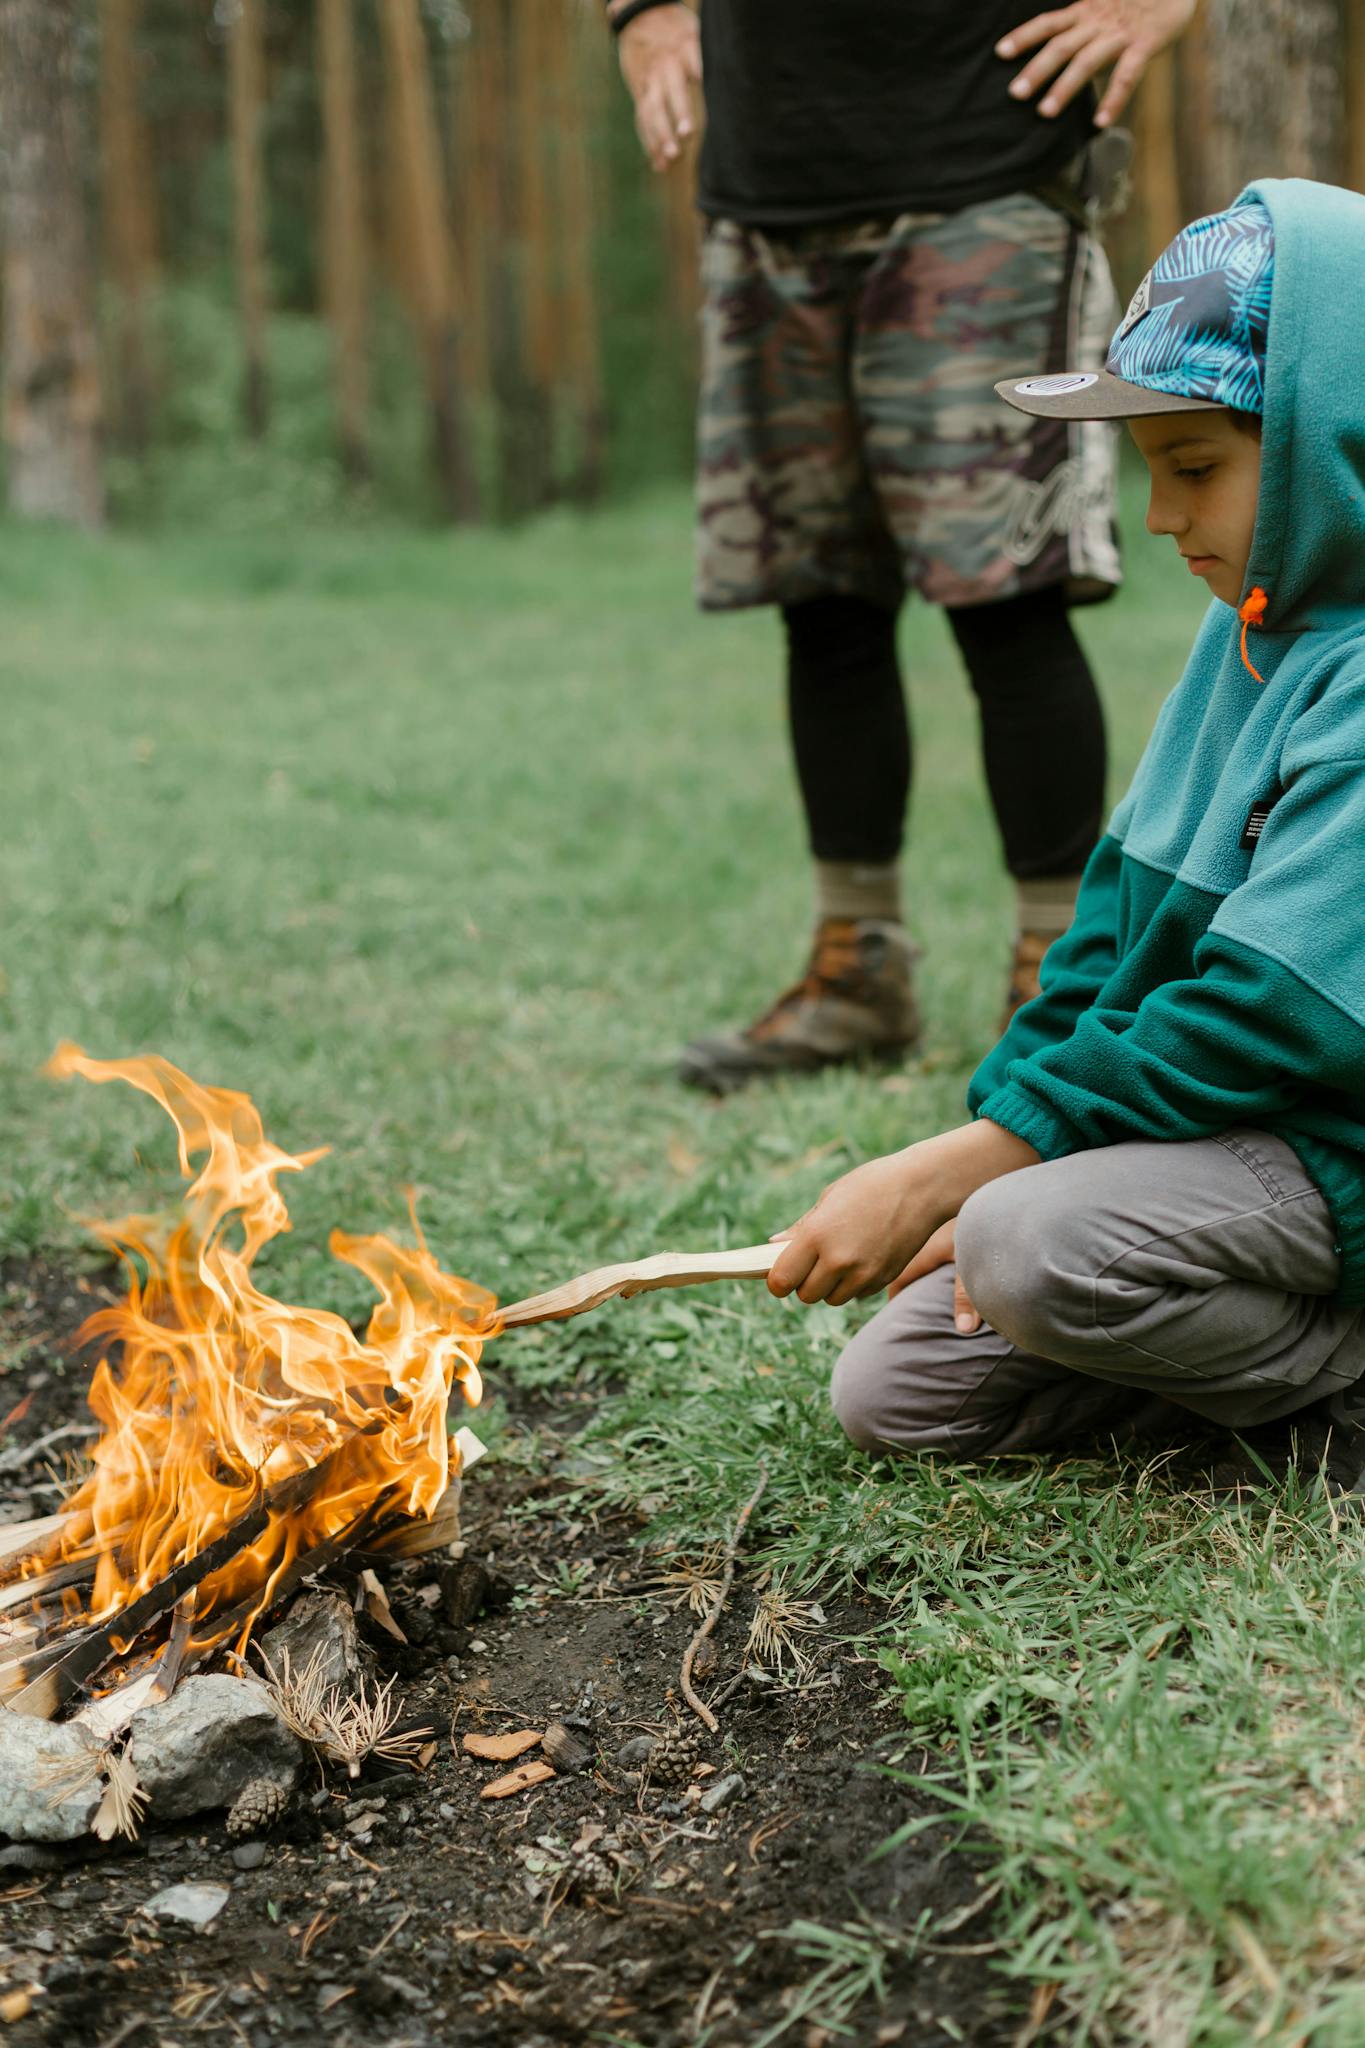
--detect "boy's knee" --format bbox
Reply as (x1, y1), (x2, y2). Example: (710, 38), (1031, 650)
(956, 1171), (1098, 1362)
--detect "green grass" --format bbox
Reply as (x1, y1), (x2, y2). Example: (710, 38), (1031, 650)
(6, 475), (1364, 2043)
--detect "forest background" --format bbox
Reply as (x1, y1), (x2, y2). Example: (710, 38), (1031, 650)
(3, 0), (1365, 539)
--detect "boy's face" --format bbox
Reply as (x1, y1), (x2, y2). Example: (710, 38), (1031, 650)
(1128, 412), (1262, 609)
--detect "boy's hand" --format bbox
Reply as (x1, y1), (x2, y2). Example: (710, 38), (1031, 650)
(768, 1122), (1039, 1309)
(888, 1218), (983, 1334)
(996, 0), (1196, 129)
(613, 3), (703, 172)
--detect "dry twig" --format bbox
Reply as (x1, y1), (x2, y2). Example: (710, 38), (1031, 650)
(679, 1464), (768, 1734)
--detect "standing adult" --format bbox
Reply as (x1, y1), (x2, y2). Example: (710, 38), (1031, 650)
(607, 0), (1197, 1091)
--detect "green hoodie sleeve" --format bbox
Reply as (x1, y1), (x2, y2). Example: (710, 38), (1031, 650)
(968, 833), (1123, 1109)
(970, 753), (1365, 1158)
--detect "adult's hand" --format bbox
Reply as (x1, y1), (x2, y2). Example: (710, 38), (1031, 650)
(996, 0), (1197, 129)
(613, 3), (703, 172)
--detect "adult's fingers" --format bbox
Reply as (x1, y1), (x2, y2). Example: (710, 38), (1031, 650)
(1094, 41), (1150, 125)
(1037, 29), (1127, 115)
(661, 56), (696, 141)
(1006, 21), (1090, 100)
(636, 81), (678, 169)
(995, 5), (1082, 61)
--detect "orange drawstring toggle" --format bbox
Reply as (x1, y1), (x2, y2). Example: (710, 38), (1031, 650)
(1238, 585), (1269, 682)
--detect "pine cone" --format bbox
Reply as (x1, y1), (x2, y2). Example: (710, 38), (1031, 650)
(568, 1849), (616, 1899)
(226, 1776), (290, 1840)
(645, 1725), (707, 1787)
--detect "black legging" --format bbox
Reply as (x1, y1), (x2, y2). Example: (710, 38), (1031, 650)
(783, 587), (1106, 879)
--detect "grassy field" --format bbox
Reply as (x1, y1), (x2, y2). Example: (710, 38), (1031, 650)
(5, 480), (1365, 2044)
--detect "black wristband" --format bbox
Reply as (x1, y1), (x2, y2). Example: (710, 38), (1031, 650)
(608, 0), (675, 35)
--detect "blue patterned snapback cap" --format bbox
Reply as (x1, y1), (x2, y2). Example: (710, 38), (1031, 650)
(997, 199), (1274, 420)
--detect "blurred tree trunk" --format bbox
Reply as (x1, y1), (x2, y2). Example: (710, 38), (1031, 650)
(99, 0), (158, 456)
(553, 1), (605, 502)
(452, 7), (494, 403)
(227, 0), (269, 436)
(380, 0), (478, 521)
(0, 0), (105, 527)
(317, 0), (368, 482)
(1348, 0), (1365, 192)
(1174, 0), (1347, 219)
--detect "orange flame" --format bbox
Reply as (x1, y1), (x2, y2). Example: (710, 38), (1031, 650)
(47, 1043), (493, 1643)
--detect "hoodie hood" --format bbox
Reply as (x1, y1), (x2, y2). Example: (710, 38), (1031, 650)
(1240, 178), (1365, 630)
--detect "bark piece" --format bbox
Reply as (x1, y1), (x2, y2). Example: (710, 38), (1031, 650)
(540, 1721), (592, 1774)
(260, 1591), (365, 1700)
(479, 1760), (555, 1800)
(461, 1727), (542, 1762)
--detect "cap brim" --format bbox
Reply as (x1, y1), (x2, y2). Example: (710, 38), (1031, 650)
(995, 370), (1226, 420)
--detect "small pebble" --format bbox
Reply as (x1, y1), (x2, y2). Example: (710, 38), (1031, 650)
(231, 1841), (267, 1872)
(699, 1772), (747, 1815)
(616, 1737), (655, 1768)
(468, 1639), (488, 1654)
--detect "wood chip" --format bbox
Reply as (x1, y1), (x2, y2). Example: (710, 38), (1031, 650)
(0, 1990), (33, 2025)
(462, 1728), (543, 1762)
(479, 1760), (556, 1800)
(357, 1568), (407, 1644)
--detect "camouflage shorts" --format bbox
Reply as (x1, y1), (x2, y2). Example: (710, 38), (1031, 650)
(695, 190), (1122, 612)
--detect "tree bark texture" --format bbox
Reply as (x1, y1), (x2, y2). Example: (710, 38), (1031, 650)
(0, 0), (106, 527)
(317, 0), (369, 482)
(99, 0), (158, 454)
(227, 0), (269, 436)
(380, 0), (478, 521)
(1173, 0), (1347, 219)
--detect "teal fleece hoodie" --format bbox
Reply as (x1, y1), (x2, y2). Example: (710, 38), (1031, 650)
(969, 178), (1365, 1301)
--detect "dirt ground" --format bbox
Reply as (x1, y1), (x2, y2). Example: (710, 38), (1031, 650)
(0, 1257), (1018, 2048)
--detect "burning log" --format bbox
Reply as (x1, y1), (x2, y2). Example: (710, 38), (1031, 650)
(7, 1426), (386, 1720)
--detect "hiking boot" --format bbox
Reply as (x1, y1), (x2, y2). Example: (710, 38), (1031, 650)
(678, 919), (921, 1096)
(1000, 929), (1051, 1034)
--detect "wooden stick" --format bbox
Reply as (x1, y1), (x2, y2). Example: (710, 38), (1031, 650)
(679, 1465), (768, 1735)
(494, 1244), (780, 1333)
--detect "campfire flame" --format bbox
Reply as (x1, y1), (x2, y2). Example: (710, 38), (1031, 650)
(47, 1044), (492, 1644)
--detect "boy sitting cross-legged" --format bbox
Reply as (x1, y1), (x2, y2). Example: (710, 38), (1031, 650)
(768, 180), (1365, 1488)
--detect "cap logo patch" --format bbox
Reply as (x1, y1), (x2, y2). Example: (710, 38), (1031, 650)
(1012, 373), (1098, 397)
(1119, 272), (1152, 336)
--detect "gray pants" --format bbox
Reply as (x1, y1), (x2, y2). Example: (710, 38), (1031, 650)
(831, 1130), (1365, 1458)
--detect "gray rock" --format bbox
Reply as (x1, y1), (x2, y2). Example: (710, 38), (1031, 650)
(0, 1714), (102, 1843)
(259, 1591), (364, 1699)
(615, 1736), (656, 1768)
(699, 1772), (747, 1815)
(231, 1839), (268, 1871)
(129, 1675), (303, 1822)
(141, 1882), (230, 1929)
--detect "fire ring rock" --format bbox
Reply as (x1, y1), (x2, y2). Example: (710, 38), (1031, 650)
(0, 1715), (103, 1843)
(128, 1674), (304, 1823)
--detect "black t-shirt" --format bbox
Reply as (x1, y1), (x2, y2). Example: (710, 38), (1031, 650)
(693, 0), (1096, 224)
